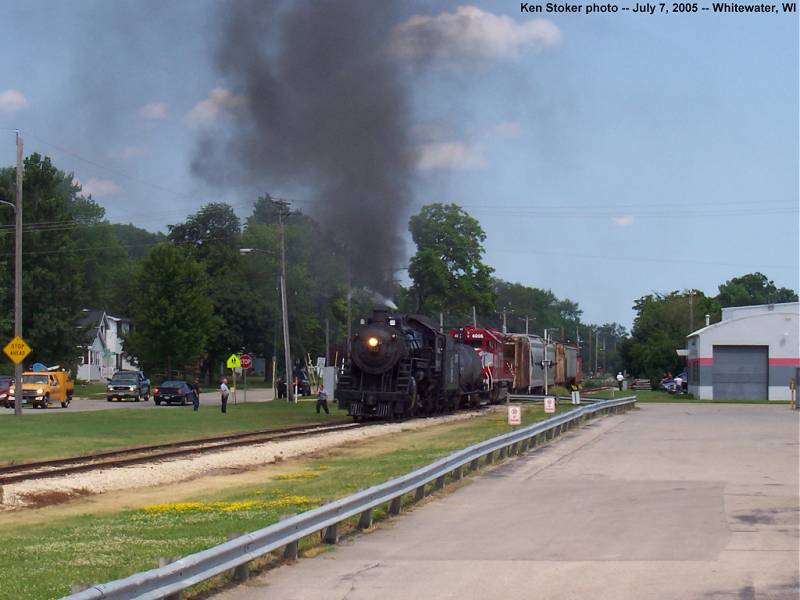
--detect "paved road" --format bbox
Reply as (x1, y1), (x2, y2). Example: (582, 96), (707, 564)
(218, 404), (799, 600)
(0, 388), (278, 414)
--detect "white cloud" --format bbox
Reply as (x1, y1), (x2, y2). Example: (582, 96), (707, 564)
(186, 88), (245, 127)
(109, 145), (144, 159)
(79, 178), (121, 197)
(0, 89), (29, 113)
(391, 6), (561, 63)
(139, 102), (167, 120)
(491, 121), (522, 139)
(418, 141), (487, 171)
(611, 215), (634, 226)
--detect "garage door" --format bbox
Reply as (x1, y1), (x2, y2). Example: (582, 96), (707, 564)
(712, 345), (768, 401)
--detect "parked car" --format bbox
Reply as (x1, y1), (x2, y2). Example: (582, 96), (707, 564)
(661, 372), (688, 394)
(0, 376), (13, 408)
(8, 368), (74, 408)
(153, 380), (197, 406)
(107, 370), (150, 402)
(277, 371), (312, 398)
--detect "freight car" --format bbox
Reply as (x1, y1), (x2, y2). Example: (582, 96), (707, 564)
(336, 310), (486, 420)
(449, 326), (513, 404)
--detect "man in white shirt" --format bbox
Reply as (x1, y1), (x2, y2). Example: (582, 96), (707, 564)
(616, 371), (624, 391)
(220, 378), (230, 413)
(673, 375), (683, 395)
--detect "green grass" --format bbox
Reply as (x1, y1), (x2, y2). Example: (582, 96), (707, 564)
(0, 402), (345, 465)
(73, 382), (109, 399)
(0, 404), (573, 599)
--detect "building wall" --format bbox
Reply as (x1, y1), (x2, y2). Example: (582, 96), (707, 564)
(687, 308), (799, 401)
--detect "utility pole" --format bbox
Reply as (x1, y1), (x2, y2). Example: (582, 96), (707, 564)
(595, 329), (599, 374)
(14, 131), (23, 417)
(439, 312), (444, 333)
(272, 197), (294, 403)
(689, 290), (694, 333)
(502, 309), (507, 334)
(325, 318), (330, 366)
(346, 285), (352, 358)
(472, 306), (477, 328)
(525, 316), (529, 335)
(588, 329), (593, 376)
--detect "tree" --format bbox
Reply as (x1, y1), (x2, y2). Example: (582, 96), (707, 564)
(123, 244), (214, 375)
(0, 154), (90, 368)
(620, 290), (717, 382)
(408, 203), (495, 319)
(717, 272), (798, 307)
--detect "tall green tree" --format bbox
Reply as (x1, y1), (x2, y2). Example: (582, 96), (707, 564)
(0, 154), (90, 368)
(408, 203), (495, 319)
(717, 272), (798, 307)
(123, 244), (214, 376)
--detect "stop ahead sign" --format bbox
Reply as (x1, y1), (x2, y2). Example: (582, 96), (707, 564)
(240, 354), (252, 370)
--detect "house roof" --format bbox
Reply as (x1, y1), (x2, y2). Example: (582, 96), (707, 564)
(79, 308), (106, 329)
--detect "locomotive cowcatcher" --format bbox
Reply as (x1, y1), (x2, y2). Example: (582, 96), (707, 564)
(336, 309), (484, 420)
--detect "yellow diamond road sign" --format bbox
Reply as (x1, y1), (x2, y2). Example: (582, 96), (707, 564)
(226, 353), (241, 369)
(3, 336), (32, 364)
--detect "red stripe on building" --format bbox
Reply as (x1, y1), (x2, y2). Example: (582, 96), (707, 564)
(688, 357), (713, 366)
(768, 358), (800, 366)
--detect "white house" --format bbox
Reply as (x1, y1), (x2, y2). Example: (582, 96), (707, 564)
(77, 309), (137, 382)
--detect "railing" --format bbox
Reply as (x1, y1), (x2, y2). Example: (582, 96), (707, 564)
(65, 396), (637, 600)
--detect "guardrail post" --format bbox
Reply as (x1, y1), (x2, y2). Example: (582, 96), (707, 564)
(452, 466), (463, 480)
(389, 497), (402, 515)
(499, 446), (507, 459)
(358, 508), (373, 529)
(226, 533), (250, 582)
(284, 540), (299, 561)
(415, 485), (426, 502)
(485, 451), (495, 465)
(435, 475), (445, 490)
(323, 523), (339, 544)
(469, 458), (480, 471)
(158, 557), (183, 600)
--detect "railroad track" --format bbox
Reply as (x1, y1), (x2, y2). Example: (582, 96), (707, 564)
(0, 420), (366, 486)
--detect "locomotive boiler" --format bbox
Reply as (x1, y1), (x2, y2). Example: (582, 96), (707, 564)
(336, 309), (484, 420)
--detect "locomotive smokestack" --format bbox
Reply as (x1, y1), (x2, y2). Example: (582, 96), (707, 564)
(192, 0), (414, 293)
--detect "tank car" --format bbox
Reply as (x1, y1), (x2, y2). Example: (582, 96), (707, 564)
(336, 309), (484, 420)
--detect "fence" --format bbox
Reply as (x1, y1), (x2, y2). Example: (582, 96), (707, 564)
(65, 396), (637, 600)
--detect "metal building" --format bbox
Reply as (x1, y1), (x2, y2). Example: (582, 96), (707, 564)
(685, 302), (799, 401)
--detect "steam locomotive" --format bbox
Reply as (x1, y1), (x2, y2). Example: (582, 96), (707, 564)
(336, 310), (486, 420)
(336, 310), (582, 421)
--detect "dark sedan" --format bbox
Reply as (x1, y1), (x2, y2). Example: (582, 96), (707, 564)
(153, 381), (197, 406)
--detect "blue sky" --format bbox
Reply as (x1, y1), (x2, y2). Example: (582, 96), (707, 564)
(1, 1), (797, 328)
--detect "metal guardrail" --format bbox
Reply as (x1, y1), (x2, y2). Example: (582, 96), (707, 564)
(65, 396), (637, 600)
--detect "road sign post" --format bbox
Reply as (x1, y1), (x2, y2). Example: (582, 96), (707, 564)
(544, 396), (556, 414)
(226, 354), (241, 405)
(507, 404), (522, 426)
(239, 354), (252, 403)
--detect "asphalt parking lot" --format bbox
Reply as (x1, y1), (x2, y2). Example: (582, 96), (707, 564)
(218, 403), (799, 600)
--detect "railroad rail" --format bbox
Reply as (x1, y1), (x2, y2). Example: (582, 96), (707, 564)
(0, 420), (361, 486)
(64, 396), (637, 600)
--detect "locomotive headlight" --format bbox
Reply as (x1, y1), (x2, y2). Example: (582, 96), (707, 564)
(367, 336), (379, 348)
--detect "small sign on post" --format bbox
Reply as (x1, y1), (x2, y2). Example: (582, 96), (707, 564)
(239, 354), (252, 370)
(508, 404), (522, 426)
(226, 354), (241, 369)
(3, 336), (31, 364)
(571, 390), (581, 405)
(544, 396), (556, 414)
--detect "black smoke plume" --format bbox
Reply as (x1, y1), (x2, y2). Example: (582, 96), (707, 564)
(192, 0), (415, 292)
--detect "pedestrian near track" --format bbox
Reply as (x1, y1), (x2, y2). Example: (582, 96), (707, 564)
(673, 374), (683, 395)
(192, 378), (201, 411)
(220, 378), (230, 413)
(316, 383), (329, 415)
(616, 371), (624, 391)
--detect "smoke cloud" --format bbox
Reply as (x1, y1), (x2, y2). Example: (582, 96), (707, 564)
(192, 0), (415, 292)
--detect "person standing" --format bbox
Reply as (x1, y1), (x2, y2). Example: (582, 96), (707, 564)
(191, 378), (201, 412)
(616, 371), (624, 391)
(316, 383), (329, 415)
(673, 374), (683, 395)
(220, 378), (230, 413)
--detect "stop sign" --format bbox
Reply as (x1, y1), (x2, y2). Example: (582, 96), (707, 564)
(240, 354), (252, 370)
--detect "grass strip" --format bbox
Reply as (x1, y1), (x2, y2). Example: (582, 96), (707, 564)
(0, 402), (344, 465)
(0, 404), (575, 599)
